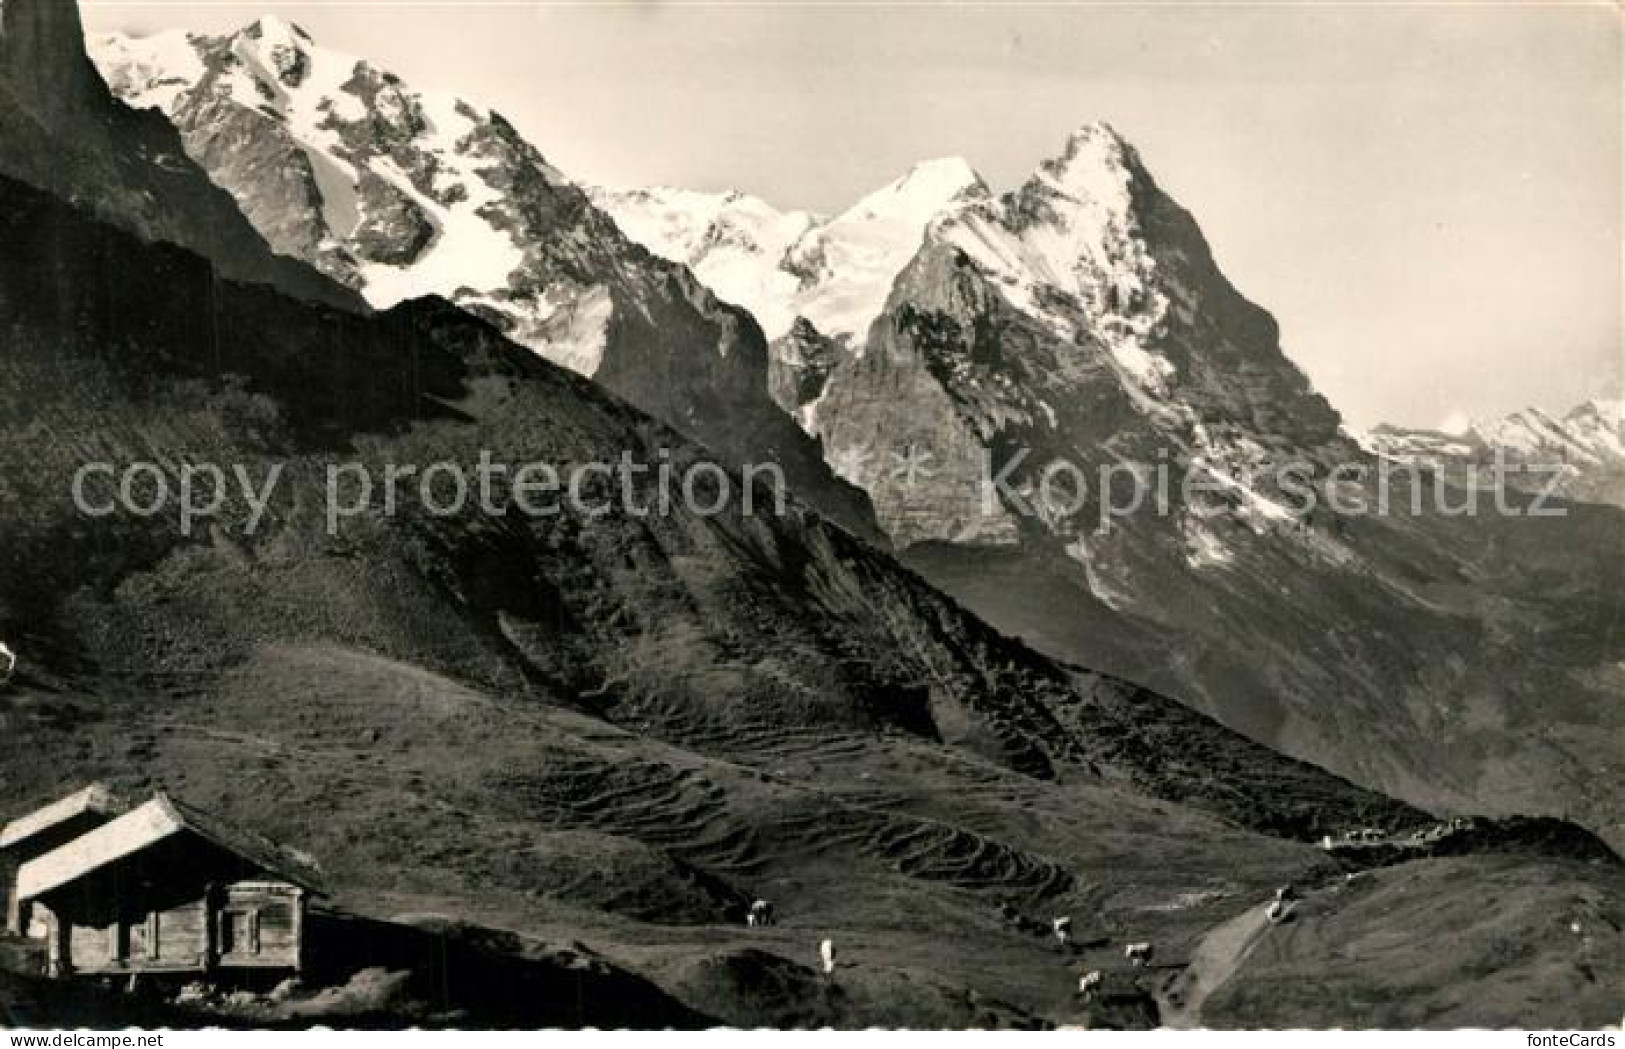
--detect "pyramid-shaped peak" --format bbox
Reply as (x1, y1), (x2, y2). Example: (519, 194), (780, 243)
(244, 14), (313, 45)
(1029, 121), (1148, 210)
(1569, 397), (1624, 423)
(1064, 120), (1132, 149)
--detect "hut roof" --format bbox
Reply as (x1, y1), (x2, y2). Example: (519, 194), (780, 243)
(16, 793), (324, 902)
(0, 783), (126, 851)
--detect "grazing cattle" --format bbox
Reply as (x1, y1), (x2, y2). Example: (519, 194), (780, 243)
(1076, 970), (1103, 1001)
(1266, 900), (1291, 924)
(820, 938), (837, 975)
(1124, 942), (1153, 967)
(0, 642), (14, 686)
(747, 899), (775, 927)
(1052, 916), (1073, 946)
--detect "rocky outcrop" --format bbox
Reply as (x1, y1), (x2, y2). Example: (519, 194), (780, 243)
(0, 0), (108, 129)
(352, 170), (434, 265)
(166, 87), (332, 263)
(767, 317), (840, 416)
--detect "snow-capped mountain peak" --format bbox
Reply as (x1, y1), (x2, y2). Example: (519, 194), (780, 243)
(1469, 399), (1625, 466)
(592, 157), (988, 345)
(93, 19), (543, 319)
(1562, 398), (1625, 458)
(90, 27), (205, 113)
(807, 121), (1348, 554)
(938, 121), (1155, 305)
(90, 19), (622, 360)
(782, 157), (989, 342)
(1033, 121), (1140, 212)
(586, 184), (818, 338)
(923, 122), (1176, 408)
(843, 155), (987, 225)
(1361, 398), (1625, 506)
(587, 186), (817, 268)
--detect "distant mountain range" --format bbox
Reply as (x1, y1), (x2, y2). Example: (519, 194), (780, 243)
(88, 17), (1625, 846)
(1361, 400), (1625, 508)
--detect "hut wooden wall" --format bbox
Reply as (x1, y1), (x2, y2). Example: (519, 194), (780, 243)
(48, 879), (302, 976)
(218, 882), (302, 970)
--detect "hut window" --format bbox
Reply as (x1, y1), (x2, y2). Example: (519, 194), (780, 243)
(220, 909), (261, 955)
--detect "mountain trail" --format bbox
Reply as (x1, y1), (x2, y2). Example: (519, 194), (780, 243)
(1157, 899), (1274, 1029)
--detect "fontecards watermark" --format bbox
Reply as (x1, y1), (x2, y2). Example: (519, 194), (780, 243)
(67, 443), (1572, 538)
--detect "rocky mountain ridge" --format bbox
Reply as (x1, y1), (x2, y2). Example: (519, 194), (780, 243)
(88, 16), (879, 541)
(1362, 399), (1625, 508)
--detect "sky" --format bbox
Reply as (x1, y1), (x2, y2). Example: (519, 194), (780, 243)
(82, 1), (1622, 431)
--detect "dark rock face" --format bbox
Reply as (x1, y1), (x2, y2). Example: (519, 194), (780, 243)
(0, 0), (108, 131)
(168, 89), (332, 264)
(0, 0), (358, 310)
(767, 317), (840, 415)
(352, 170), (434, 265)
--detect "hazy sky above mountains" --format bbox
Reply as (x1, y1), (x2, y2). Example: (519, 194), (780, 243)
(83, 1), (1620, 431)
